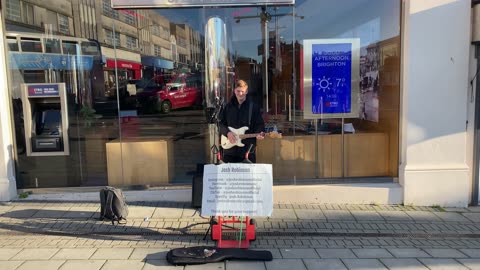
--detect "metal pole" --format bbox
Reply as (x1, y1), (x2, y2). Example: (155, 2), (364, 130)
(341, 117), (345, 178)
(472, 44), (480, 206)
(315, 119), (318, 178)
(261, 8), (269, 112)
(112, 21), (125, 183)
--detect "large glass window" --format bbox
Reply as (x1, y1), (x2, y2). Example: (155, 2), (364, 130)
(4, 0), (401, 189)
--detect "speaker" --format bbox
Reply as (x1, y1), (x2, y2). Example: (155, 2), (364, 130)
(191, 164), (204, 208)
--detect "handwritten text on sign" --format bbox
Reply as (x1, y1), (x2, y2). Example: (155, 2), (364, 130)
(201, 163), (273, 217)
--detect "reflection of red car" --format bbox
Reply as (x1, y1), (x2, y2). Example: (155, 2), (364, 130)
(136, 73), (203, 113)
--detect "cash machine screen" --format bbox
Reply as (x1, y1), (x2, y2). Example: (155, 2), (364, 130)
(35, 110), (62, 136)
(32, 109), (63, 152)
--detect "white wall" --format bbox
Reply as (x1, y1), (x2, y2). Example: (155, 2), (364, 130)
(401, 0), (471, 207)
(0, 9), (18, 201)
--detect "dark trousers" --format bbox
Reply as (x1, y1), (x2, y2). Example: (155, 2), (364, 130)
(222, 144), (256, 163)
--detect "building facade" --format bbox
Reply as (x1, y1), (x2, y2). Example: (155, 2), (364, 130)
(0, 0), (475, 207)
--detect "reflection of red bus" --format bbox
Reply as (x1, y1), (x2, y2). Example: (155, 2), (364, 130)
(136, 73), (203, 113)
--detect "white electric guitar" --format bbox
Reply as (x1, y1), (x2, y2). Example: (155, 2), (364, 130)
(220, 126), (282, 150)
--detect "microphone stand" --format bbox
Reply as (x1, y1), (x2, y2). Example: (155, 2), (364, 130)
(206, 97), (224, 165)
(203, 98), (224, 240)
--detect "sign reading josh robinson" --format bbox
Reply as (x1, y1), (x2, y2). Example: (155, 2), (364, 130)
(201, 164), (273, 217)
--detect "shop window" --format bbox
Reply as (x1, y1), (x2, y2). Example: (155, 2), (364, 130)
(7, 37), (19, 52)
(20, 38), (42, 53)
(23, 70), (46, 83)
(81, 41), (100, 55)
(44, 38), (61, 53)
(62, 41), (79, 55)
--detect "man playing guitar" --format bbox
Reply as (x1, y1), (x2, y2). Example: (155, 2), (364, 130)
(219, 79), (265, 163)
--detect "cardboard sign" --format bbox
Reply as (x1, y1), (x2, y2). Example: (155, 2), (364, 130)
(201, 163), (273, 217)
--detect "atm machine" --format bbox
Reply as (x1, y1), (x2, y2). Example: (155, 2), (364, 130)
(21, 83), (69, 156)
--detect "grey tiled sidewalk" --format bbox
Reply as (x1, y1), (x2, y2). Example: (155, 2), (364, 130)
(1, 201), (480, 269)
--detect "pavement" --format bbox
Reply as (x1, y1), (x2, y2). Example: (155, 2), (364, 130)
(2, 200), (480, 269)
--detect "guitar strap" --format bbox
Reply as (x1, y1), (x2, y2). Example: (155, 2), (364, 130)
(248, 101), (253, 127)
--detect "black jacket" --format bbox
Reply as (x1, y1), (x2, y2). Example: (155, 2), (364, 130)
(219, 96), (264, 147)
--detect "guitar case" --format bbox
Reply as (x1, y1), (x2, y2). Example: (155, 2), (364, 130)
(166, 246), (273, 265)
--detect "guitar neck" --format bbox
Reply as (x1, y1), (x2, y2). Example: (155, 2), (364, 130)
(238, 133), (261, 139)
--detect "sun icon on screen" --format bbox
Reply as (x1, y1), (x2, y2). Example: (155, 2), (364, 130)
(316, 76), (332, 92)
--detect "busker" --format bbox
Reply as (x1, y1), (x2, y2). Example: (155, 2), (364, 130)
(219, 79), (265, 163)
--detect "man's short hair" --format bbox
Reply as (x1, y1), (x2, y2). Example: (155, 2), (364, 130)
(235, 79), (248, 89)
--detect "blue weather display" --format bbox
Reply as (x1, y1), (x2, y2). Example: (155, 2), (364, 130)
(311, 43), (352, 114)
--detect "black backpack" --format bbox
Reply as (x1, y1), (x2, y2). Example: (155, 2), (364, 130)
(99, 186), (129, 224)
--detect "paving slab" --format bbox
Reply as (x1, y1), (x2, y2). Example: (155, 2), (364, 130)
(265, 259), (306, 270)
(423, 249), (468, 258)
(0, 248), (22, 260)
(315, 248), (356, 259)
(226, 261), (266, 270)
(58, 259), (106, 270)
(341, 258), (387, 269)
(380, 258), (428, 269)
(143, 260), (184, 269)
(100, 259), (145, 270)
(405, 211), (442, 222)
(351, 248), (393, 258)
(279, 248), (319, 258)
(90, 248), (133, 260)
(322, 210), (355, 221)
(152, 207), (184, 219)
(303, 258), (347, 270)
(387, 248), (431, 258)
(0, 260), (24, 270)
(419, 258), (469, 270)
(458, 259), (480, 270)
(32, 207), (71, 218)
(3, 207), (39, 218)
(254, 249), (281, 259)
(52, 248), (96, 260)
(11, 248), (59, 260)
(350, 211), (384, 221)
(182, 208), (203, 219)
(270, 209), (296, 219)
(377, 211), (412, 221)
(294, 209), (326, 220)
(62, 207), (98, 218)
(16, 260), (65, 270)
(125, 207), (156, 219)
(433, 212), (470, 223)
(462, 213), (480, 223)
(129, 248), (169, 260)
(459, 249), (480, 258)
(184, 262), (224, 269)
(0, 206), (14, 215)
